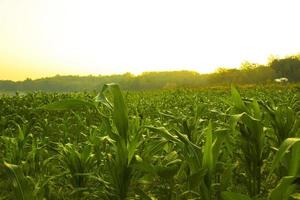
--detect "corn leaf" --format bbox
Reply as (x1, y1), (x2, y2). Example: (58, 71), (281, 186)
(269, 176), (300, 200)
(231, 85), (247, 112)
(203, 121), (213, 175)
(100, 83), (128, 142)
(291, 193), (300, 200)
(3, 162), (33, 200)
(269, 138), (300, 176)
(40, 99), (95, 111)
(221, 191), (252, 200)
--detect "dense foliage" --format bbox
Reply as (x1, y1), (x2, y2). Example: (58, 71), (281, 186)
(0, 84), (300, 200)
(1, 54), (300, 92)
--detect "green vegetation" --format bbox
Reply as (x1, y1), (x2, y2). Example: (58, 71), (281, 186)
(1, 54), (300, 92)
(1, 84), (299, 199)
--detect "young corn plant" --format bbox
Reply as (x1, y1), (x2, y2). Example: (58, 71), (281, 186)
(0, 122), (32, 165)
(229, 86), (266, 197)
(40, 97), (110, 198)
(267, 137), (300, 200)
(262, 102), (300, 180)
(261, 100), (299, 147)
(2, 161), (55, 200)
(55, 143), (98, 198)
(41, 83), (145, 199)
(147, 120), (226, 200)
(2, 161), (34, 200)
(131, 135), (182, 199)
(97, 83), (147, 200)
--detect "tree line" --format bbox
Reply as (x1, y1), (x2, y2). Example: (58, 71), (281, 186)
(1, 54), (300, 92)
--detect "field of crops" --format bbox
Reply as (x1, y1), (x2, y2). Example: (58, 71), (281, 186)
(0, 84), (300, 200)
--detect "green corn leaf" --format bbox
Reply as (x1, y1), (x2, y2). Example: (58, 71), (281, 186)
(229, 113), (245, 130)
(231, 85), (247, 112)
(17, 124), (24, 141)
(269, 176), (300, 200)
(289, 140), (300, 176)
(127, 139), (143, 166)
(203, 121), (213, 175)
(145, 126), (182, 145)
(172, 129), (202, 171)
(252, 99), (261, 120)
(291, 193), (300, 200)
(269, 138), (300, 176)
(40, 99), (95, 111)
(173, 129), (201, 151)
(3, 162), (33, 200)
(229, 112), (260, 130)
(4, 162), (25, 200)
(221, 191), (252, 200)
(135, 188), (153, 200)
(212, 129), (228, 168)
(188, 168), (208, 189)
(100, 83), (128, 142)
(159, 111), (180, 121)
(155, 165), (179, 179)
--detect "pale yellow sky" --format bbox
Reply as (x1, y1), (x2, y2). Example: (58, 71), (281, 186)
(0, 0), (300, 81)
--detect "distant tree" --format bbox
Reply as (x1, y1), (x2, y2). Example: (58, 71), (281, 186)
(0, 54), (299, 92)
(269, 55), (300, 81)
(240, 61), (259, 71)
(215, 67), (230, 74)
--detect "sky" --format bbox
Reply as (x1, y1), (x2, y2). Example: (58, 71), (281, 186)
(0, 0), (300, 81)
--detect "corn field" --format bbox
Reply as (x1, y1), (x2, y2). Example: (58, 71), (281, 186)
(0, 84), (300, 200)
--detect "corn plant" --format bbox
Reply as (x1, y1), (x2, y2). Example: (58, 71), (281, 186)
(229, 86), (266, 197)
(1, 83), (300, 199)
(147, 120), (227, 200)
(2, 161), (54, 200)
(261, 100), (299, 147)
(56, 143), (97, 195)
(96, 83), (148, 200)
(1, 122), (32, 165)
(268, 137), (300, 200)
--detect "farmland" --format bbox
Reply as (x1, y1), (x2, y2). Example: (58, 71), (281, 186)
(0, 84), (299, 200)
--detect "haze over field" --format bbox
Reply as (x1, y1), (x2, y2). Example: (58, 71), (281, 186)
(0, 0), (300, 80)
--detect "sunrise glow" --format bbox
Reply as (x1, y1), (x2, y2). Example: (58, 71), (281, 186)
(0, 0), (300, 80)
